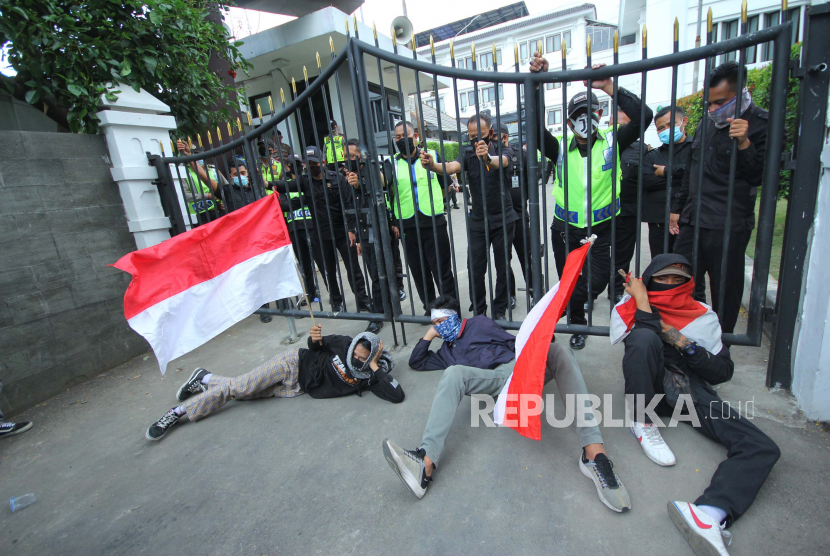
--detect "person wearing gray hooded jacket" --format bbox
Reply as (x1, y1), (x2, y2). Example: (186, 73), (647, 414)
(145, 325), (403, 441)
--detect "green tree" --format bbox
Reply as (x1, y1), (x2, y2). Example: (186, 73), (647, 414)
(0, 0), (250, 135)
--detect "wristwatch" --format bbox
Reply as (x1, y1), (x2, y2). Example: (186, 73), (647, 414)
(682, 341), (698, 356)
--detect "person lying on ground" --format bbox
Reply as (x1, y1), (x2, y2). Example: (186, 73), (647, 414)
(382, 295), (630, 512)
(146, 326), (404, 441)
(616, 254), (780, 556)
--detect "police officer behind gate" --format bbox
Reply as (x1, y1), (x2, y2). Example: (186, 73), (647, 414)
(324, 119), (346, 167)
(271, 146), (372, 313)
(424, 113), (516, 320)
(531, 54), (652, 349)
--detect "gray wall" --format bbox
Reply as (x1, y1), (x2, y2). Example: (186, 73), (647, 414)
(0, 131), (148, 417)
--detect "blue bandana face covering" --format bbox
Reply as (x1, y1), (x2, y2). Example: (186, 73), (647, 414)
(435, 314), (462, 343)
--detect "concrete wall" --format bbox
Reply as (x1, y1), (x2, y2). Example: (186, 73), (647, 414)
(0, 131), (148, 417)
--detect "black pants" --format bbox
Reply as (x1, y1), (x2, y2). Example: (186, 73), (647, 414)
(469, 222), (514, 317)
(361, 241), (387, 318)
(551, 219), (613, 326)
(622, 328), (780, 525)
(674, 226), (751, 334)
(403, 224), (456, 311)
(318, 234), (371, 309)
(391, 232), (404, 291)
(508, 189), (531, 298)
(648, 222), (676, 259)
(289, 228), (321, 298)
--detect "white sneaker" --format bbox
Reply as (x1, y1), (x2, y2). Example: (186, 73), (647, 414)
(668, 501), (732, 556)
(631, 421), (676, 466)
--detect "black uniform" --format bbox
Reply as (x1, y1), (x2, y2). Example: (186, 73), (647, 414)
(506, 147), (531, 301)
(384, 150), (456, 312)
(298, 334), (404, 402)
(613, 140), (644, 297)
(672, 102), (768, 333)
(275, 170), (372, 310)
(455, 141), (517, 317)
(549, 87), (653, 326)
(621, 255), (779, 526)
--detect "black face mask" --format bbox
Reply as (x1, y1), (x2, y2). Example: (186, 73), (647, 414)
(469, 135), (491, 145)
(350, 357), (366, 373)
(646, 280), (687, 292)
(395, 137), (416, 155)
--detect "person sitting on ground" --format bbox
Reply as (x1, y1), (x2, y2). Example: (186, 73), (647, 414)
(382, 295), (630, 512)
(617, 254), (780, 556)
(146, 325), (404, 441)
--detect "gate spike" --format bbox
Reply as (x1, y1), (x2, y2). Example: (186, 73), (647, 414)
(196, 135), (203, 148)
(373, 21), (378, 41)
(291, 77), (297, 94)
(170, 140), (176, 154)
(187, 136), (193, 150)
(303, 66), (308, 83)
(353, 15), (358, 34)
(410, 33), (416, 51)
(206, 130), (212, 144)
(537, 40), (543, 57)
(160, 142), (165, 156)
(280, 88), (285, 104)
(587, 34), (592, 57)
(514, 42), (519, 65)
(707, 9), (713, 34)
(642, 25), (648, 49)
(345, 17), (349, 35)
(246, 111), (252, 126)
(674, 18), (679, 43)
(316, 52), (322, 69)
(256, 104), (263, 120)
(268, 96), (274, 112)
(237, 117), (242, 132)
(216, 126), (222, 142)
(614, 30), (619, 53)
(471, 41), (476, 59)
(430, 35), (435, 57)
(330, 36), (334, 53)
(741, 0), (748, 24)
(782, 0), (788, 10)
(450, 39), (454, 59)
(227, 122), (232, 137)
(562, 44), (567, 60)
(492, 42), (497, 64)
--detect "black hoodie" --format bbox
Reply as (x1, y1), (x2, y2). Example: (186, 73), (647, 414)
(631, 254), (734, 386)
(298, 335), (405, 402)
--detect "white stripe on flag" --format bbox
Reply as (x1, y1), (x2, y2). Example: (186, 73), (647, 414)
(126, 245), (301, 373)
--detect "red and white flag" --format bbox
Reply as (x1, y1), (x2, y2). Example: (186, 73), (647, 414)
(609, 280), (723, 354)
(113, 194), (302, 374)
(493, 239), (593, 440)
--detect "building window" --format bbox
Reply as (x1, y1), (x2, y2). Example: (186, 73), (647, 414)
(459, 92), (467, 110)
(520, 42), (528, 60)
(479, 52), (493, 68)
(620, 33), (636, 46)
(249, 93), (273, 119)
(598, 100), (610, 115)
(587, 26), (615, 52)
(547, 109), (562, 125)
(553, 81), (561, 89)
(545, 34), (562, 53)
(745, 15), (760, 64)
(496, 49), (502, 66)
(564, 31), (571, 49)
(457, 56), (473, 69)
(481, 86), (496, 104)
(425, 97), (445, 112)
(546, 82), (554, 90)
(762, 11), (779, 62)
(720, 19), (739, 63)
(467, 91), (475, 106)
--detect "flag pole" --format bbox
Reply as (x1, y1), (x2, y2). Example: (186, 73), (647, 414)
(293, 259), (317, 326)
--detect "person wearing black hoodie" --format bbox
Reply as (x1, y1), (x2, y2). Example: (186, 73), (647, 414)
(145, 325), (404, 441)
(617, 254), (779, 556)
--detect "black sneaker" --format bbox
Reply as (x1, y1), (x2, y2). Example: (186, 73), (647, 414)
(579, 452), (631, 512)
(366, 321), (383, 334)
(331, 303), (344, 313)
(570, 334), (586, 350)
(176, 368), (209, 402)
(0, 421), (33, 439)
(382, 439), (432, 499)
(493, 312), (506, 321)
(146, 409), (180, 441)
(260, 314), (272, 323)
(398, 289), (407, 301)
(510, 296), (517, 310)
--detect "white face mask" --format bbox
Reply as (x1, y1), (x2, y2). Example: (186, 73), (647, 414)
(569, 113), (598, 139)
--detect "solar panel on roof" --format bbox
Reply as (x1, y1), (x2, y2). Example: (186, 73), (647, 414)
(414, 1), (529, 47)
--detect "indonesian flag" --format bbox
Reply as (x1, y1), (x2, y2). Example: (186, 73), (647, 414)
(610, 280), (723, 354)
(493, 239), (593, 440)
(113, 194), (302, 374)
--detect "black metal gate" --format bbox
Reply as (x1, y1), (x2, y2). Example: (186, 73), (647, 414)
(148, 1), (830, 390)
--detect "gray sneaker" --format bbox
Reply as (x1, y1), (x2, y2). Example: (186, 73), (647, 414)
(579, 452), (631, 513)
(382, 438), (431, 499)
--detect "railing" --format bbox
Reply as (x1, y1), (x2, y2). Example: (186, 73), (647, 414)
(147, 1), (812, 387)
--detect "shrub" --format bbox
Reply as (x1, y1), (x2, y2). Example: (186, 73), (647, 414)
(426, 140), (460, 163)
(676, 43), (801, 197)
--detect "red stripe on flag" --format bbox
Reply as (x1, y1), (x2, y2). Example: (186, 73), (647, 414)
(112, 194), (291, 319)
(505, 241), (592, 441)
(614, 280), (707, 334)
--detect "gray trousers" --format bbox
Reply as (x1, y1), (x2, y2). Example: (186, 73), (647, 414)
(419, 343), (604, 466)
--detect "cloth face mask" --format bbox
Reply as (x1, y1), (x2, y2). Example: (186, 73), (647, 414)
(658, 126), (684, 145)
(708, 87), (752, 129)
(569, 112), (599, 139)
(435, 313), (462, 343)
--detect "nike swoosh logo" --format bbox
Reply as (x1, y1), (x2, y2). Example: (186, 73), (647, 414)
(637, 436), (643, 443)
(688, 504), (713, 529)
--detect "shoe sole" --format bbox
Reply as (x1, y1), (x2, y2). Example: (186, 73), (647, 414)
(145, 427), (167, 442)
(668, 502), (727, 556)
(578, 456), (630, 513)
(0, 422), (33, 438)
(176, 368), (206, 402)
(630, 427), (676, 466)
(381, 439), (426, 499)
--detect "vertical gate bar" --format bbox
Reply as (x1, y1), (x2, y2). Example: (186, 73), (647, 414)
(768, 9), (821, 388)
(449, 40), (479, 313)
(428, 36), (461, 302)
(150, 153), (186, 235)
(514, 45), (531, 311)
(410, 36), (447, 298)
(716, 5), (749, 326)
(664, 20), (680, 254)
(524, 76), (543, 304)
(471, 45), (497, 317)
(609, 32), (619, 306)
(373, 30), (416, 317)
(170, 145), (202, 229)
(492, 48), (514, 322)
(537, 41), (550, 294)
(561, 45), (571, 321)
(692, 12), (714, 284)
(635, 27), (648, 276)
(585, 37), (594, 328)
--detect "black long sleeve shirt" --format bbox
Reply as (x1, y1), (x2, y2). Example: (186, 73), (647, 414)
(632, 307), (734, 386)
(638, 138), (693, 222)
(272, 171), (357, 240)
(671, 102), (768, 231)
(454, 142), (518, 230)
(298, 334), (405, 402)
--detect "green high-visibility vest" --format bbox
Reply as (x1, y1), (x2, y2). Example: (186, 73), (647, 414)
(552, 127), (622, 227)
(262, 161), (282, 195)
(324, 135), (345, 163)
(391, 150), (444, 220)
(186, 168), (215, 215)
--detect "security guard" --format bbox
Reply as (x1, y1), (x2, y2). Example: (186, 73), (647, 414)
(175, 140), (224, 225)
(324, 119), (346, 165)
(384, 121), (456, 314)
(532, 54), (652, 349)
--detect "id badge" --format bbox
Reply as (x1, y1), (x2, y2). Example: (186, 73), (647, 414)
(511, 175), (519, 188)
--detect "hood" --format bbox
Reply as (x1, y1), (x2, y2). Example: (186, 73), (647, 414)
(642, 254), (692, 288)
(346, 332), (381, 379)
